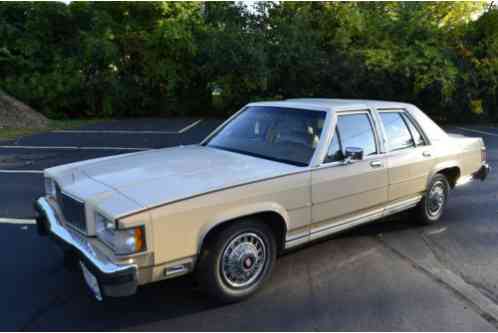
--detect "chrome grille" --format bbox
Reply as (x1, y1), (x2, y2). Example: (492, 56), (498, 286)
(56, 184), (87, 232)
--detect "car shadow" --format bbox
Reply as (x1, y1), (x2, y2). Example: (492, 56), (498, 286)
(338, 211), (423, 238)
(282, 210), (423, 257)
(68, 212), (425, 331)
(90, 276), (218, 330)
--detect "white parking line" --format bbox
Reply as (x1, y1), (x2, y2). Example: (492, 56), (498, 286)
(456, 127), (498, 137)
(0, 218), (36, 224)
(425, 226), (447, 235)
(0, 145), (151, 151)
(178, 119), (203, 133)
(52, 119), (203, 135)
(53, 129), (178, 134)
(0, 170), (43, 174)
(78, 146), (151, 151)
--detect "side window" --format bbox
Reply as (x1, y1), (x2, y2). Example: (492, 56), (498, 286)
(324, 130), (343, 163)
(324, 113), (377, 164)
(379, 112), (414, 151)
(402, 114), (426, 146)
(337, 113), (377, 157)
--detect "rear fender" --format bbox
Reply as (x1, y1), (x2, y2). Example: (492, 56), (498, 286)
(427, 160), (461, 188)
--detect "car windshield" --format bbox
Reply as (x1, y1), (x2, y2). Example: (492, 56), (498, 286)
(206, 106), (326, 166)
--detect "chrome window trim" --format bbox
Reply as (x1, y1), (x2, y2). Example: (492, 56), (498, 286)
(201, 104), (331, 168)
(377, 110), (417, 153)
(377, 108), (432, 147)
(309, 109), (334, 167)
(369, 106), (388, 153)
(200, 106), (247, 146)
(309, 108), (335, 167)
(401, 112), (429, 147)
(315, 153), (385, 171)
(318, 109), (382, 166)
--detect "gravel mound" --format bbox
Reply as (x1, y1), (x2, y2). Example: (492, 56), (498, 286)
(0, 89), (48, 129)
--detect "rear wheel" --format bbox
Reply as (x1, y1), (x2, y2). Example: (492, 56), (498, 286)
(196, 220), (276, 303)
(416, 174), (449, 224)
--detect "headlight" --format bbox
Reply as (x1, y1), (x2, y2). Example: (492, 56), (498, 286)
(44, 178), (57, 198)
(95, 212), (146, 255)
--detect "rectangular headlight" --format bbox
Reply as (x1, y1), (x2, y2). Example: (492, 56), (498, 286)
(95, 212), (146, 255)
(44, 177), (57, 198)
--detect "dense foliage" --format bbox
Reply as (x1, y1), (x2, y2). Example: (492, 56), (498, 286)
(1, 1), (497, 123)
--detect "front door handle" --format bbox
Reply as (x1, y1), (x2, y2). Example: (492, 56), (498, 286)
(370, 160), (383, 168)
(423, 151), (432, 157)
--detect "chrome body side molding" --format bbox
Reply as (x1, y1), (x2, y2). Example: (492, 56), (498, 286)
(309, 208), (384, 243)
(284, 195), (423, 250)
(285, 230), (310, 249)
(383, 195), (422, 217)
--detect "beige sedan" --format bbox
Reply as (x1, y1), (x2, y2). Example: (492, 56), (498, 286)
(35, 99), (489, 302)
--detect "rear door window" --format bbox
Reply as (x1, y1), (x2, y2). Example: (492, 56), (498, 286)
(379, 112), (414, 152)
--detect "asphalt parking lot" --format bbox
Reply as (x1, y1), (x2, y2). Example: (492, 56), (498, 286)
(1, 119), (497, 331)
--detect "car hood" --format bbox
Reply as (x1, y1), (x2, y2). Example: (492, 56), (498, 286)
(48, 145), (301, 216)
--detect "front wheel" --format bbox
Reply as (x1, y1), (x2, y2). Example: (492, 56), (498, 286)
(416, 174), (450, 225)
(196, 220), (276, 303)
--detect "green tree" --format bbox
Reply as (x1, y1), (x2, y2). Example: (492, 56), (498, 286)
(0, 1), (496, 123)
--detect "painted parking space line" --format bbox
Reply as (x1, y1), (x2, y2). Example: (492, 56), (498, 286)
(0, 218), (36, 224)
(78, 146), (151, 151)
(0, 145), (151, 151)
(52, 119), (203, 135)
(178, 119), (203, 133)
(456, 127), (498, 137)
(53, 129), (178, 134)
(0, 170), (43, 174)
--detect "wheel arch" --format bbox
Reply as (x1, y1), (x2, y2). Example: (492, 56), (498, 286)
(429, 161), (461, 189)
(197, 203), (290, 255)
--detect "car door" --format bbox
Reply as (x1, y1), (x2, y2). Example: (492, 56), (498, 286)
(377, 109), (435, 204)
(310, 110), (389, 240)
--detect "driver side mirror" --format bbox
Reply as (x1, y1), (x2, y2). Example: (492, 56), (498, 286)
(344, 147), (363, 163)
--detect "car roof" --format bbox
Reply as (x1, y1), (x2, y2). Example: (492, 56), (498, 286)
(247, 98), (414, 112)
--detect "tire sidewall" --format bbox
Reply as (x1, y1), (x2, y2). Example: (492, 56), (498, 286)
(423, 174), (449, 223)
(201, 221), (277, 302)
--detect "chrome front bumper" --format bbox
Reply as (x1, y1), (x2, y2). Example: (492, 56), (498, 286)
(34, 197), (138, 299)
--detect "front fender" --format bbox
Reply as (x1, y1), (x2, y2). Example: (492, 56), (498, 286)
(197, 202), (290, 253)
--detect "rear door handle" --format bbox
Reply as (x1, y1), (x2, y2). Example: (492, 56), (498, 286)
(370, 160), (383, 168)
(422, 151), (432, 157)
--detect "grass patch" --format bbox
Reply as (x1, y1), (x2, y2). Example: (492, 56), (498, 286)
(0, 119), (107, 142)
